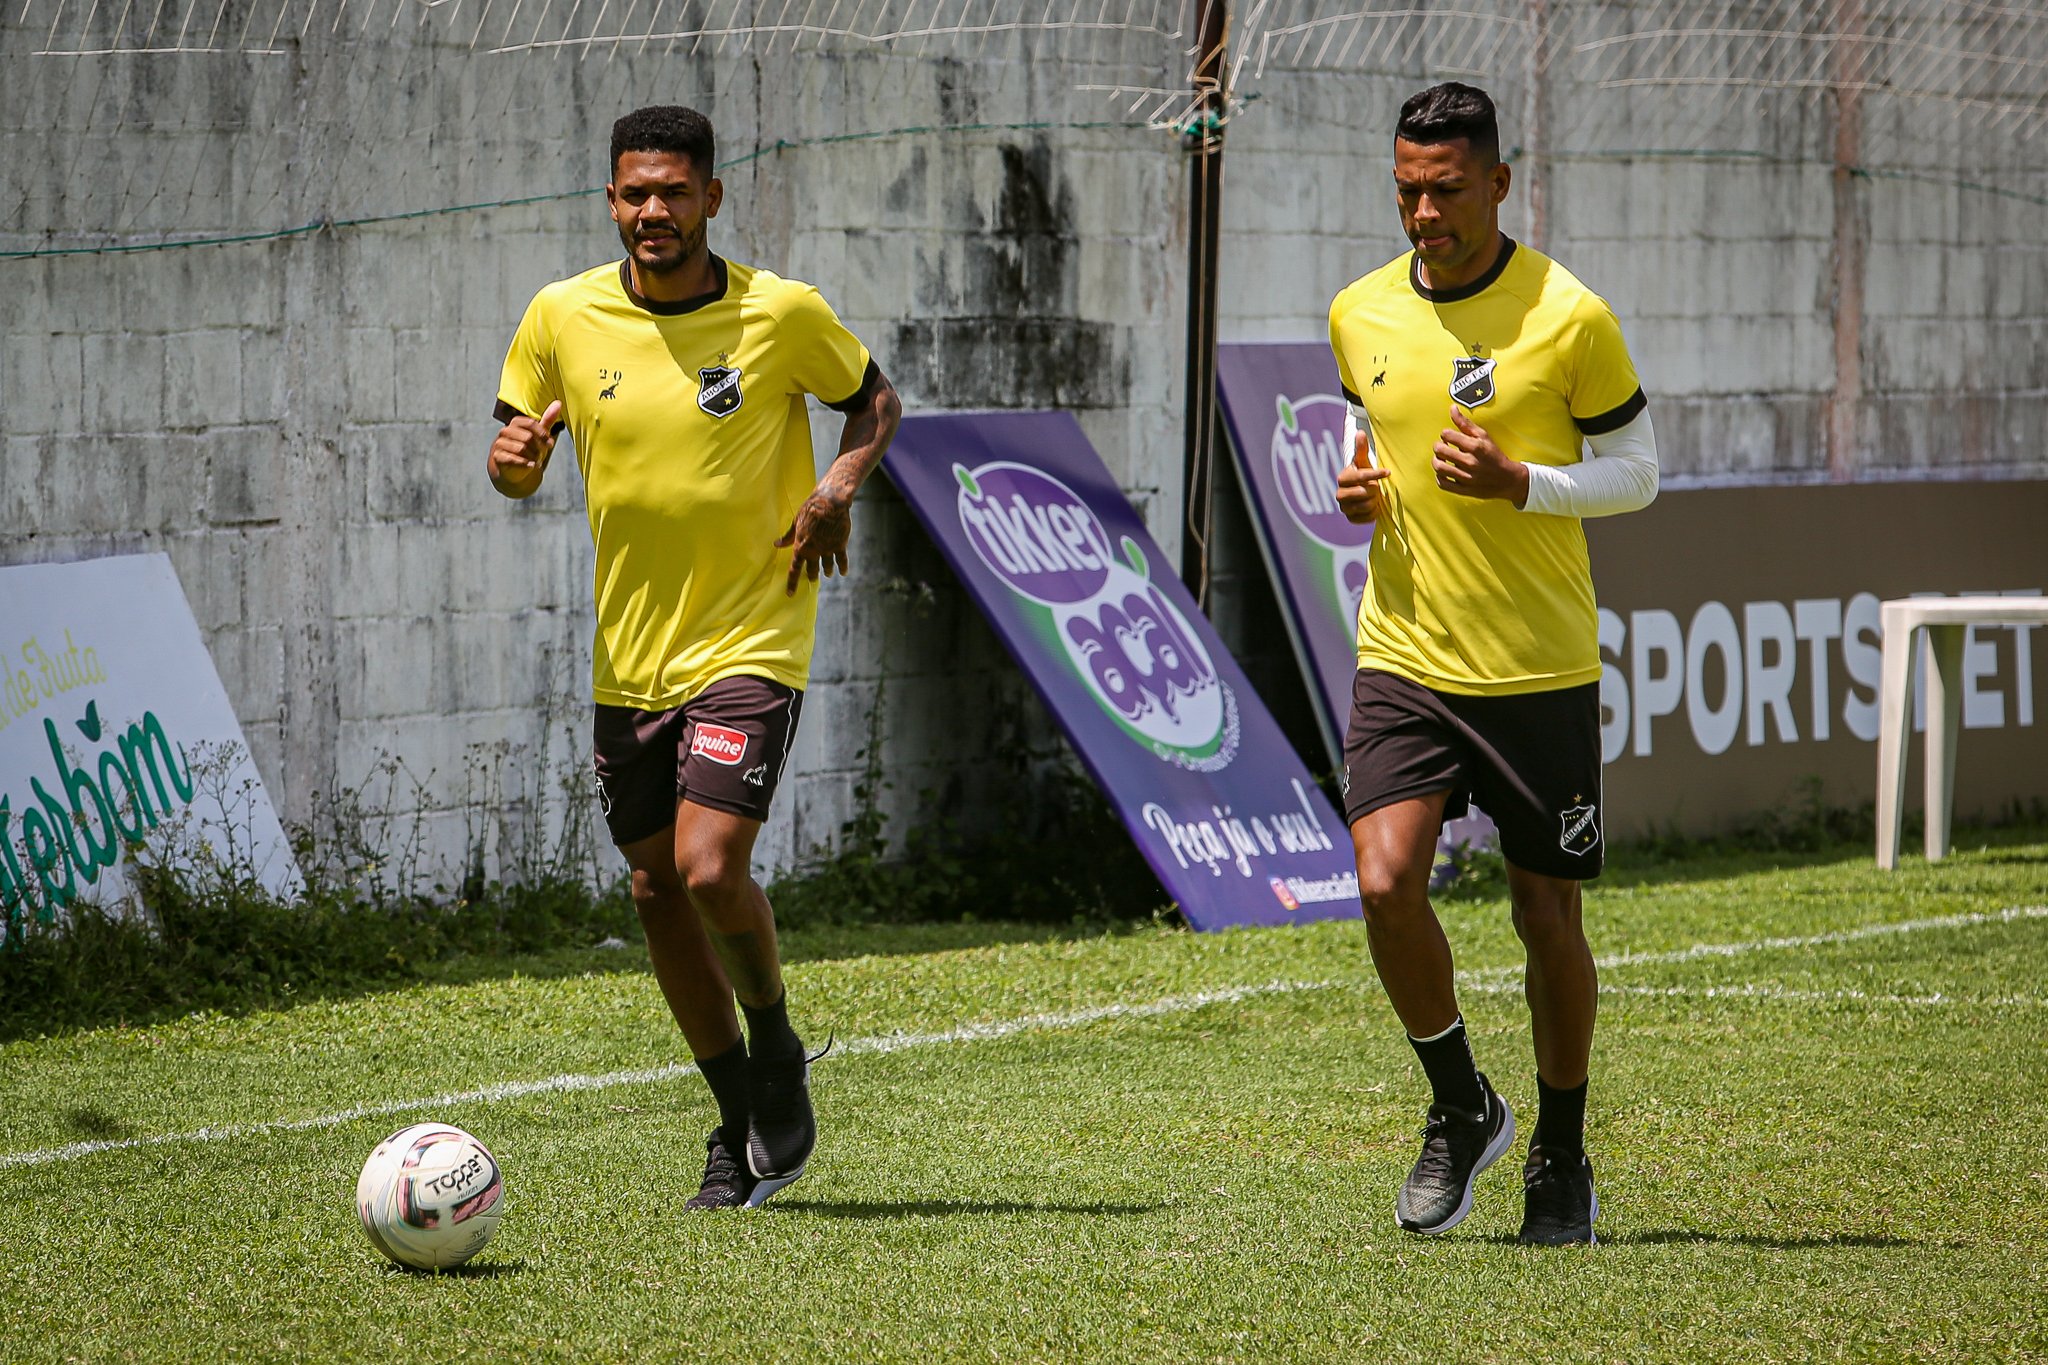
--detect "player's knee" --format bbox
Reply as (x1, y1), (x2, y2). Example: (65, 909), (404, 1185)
(628, 864), (684, 916)
(681, 854), (748, 912)
(1510, 894), (1582, 948)
(1355, 862), (1428, 925)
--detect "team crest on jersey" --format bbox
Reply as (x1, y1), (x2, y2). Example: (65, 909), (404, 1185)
(697, 365), (744, 418)
(1559, 801), (1601, 855)
(1450, 356), (1497, 406)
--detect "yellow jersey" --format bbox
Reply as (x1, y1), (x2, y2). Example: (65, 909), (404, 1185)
(498, 257), (873, 709)
(1328, 238), (1646, 695)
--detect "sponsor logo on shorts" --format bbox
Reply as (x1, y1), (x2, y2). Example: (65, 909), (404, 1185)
(690, 723), (749, 766)
(592, 765), (614, 816)
(1559, 801), (1600, 855)
(1450, 355), (1497, 407)
(742, 762), (769, 787)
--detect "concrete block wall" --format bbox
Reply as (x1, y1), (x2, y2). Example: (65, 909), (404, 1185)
(1856, 153), (2048, 478)
(4, 4), (2042, 892)
(0, 24), (1185, 890)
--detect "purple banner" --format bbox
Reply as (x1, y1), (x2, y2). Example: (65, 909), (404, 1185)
(1217, 343), (1495, 855)
(1214, 343), (1370, 764)
(884, 411), (1360, 932)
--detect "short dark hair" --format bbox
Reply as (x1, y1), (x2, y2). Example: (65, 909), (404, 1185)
(610, 106), (716, 177)
(1395, 82), (1500, 164)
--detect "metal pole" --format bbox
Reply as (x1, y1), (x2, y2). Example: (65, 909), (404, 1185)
(1523, 0), (1551, 250)
(1179, 0), (1228, 606)
(1826, 0), (1867, 482)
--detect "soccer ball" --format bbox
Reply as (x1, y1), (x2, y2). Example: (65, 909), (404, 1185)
(355, 1122), (507, 1270)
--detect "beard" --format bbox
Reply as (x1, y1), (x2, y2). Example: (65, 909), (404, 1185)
(619, 217), (705, 276)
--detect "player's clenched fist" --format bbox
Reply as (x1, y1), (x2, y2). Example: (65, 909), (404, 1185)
(488, 399), (563, 498)
(1432, 405), (1529, 505)
(1335, 425), (1391, 524)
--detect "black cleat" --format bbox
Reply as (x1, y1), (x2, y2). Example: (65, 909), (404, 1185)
(684, 1129), (758, 1211)
(1396, 1074), (1516, 1235)
(745, 1038), (830, 1202)
(1518, 1145), (1599, 1245)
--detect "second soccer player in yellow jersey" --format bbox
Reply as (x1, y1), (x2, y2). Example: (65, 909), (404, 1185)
(1329, 82), (1659, 1246)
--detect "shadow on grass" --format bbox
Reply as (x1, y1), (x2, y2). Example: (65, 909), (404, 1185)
(1, 918), (1152, 1046)
(1477, 1229), (1934, 1249)
(432, 921), (1112, 975)
(1592, 817), (2048, 893)
(1599, 1229), (1938, 1250)
(402, 918), (1151, 991)
(384, 1259), (530, 1279)
(774, 1198), (1164, 1220)
(59, 1106), (130, 1139)
(1959, 848), (2048, 869)
(1431, 833), (2036, 906)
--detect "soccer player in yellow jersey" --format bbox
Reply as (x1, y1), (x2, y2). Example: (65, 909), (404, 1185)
(1328, 83), (1658, 1245)
(487, 107), (901, 1210)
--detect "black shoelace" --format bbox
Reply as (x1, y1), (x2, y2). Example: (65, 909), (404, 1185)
(703, 1136), (746, 1186)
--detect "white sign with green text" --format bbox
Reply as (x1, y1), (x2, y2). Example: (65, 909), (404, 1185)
(0, 553), (301, 934)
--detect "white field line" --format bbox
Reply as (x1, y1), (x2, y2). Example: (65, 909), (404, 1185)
(1454, 904), (2048, 1007)
(3, 905), (2042, 1172)
(1464, 980), (2048, 1008)
(0, 980), (1330, 1172)
(1458, 903), (2048, 983)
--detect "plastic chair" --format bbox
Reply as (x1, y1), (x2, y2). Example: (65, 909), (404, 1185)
(1875, 595), (2048, 868)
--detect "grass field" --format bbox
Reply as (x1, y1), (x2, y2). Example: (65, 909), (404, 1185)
(2, 830), (2045, 1362)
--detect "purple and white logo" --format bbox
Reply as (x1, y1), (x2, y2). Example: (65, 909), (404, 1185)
(1269, 393), (1372, 633)
(956, 462), (1239, 770)
(958, 463), (1115, 605)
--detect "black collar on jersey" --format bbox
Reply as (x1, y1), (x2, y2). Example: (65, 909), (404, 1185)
(617, 254), (729, 315)
(1409, 235), (1516, 303)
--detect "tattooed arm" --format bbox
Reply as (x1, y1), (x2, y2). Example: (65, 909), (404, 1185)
(775, 365), (904, 597)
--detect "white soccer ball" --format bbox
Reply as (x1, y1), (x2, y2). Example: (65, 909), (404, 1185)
(355, 1122), (507, 1270)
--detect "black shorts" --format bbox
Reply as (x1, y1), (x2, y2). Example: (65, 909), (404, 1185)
(1341, 668), (1604, 880)
(591, 676), (804, 845)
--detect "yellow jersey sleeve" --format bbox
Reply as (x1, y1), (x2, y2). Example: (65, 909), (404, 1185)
(1327, 288), (1361, 401)
(780, 285), (872, 407)
(497, 287), (563, 422)
(1563, 293), (1647, 434)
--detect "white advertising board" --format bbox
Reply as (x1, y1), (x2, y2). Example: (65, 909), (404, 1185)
(0, 553), (301, 931)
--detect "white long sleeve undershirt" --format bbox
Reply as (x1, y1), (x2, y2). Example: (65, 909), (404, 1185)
(1521, 408), (1659, 518)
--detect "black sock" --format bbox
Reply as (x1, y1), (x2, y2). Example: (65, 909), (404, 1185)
(741, 989), (804, 1061)
(1408, 1017), (1485, 1115)
(696, 1037), (750, 1148)
(1534, 1076), (1588, 1157)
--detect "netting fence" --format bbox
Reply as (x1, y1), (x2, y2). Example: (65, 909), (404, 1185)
(1231, 2), (2048, 188)
(5, 1), (2044, 256)
(2, 2), (1192, 250)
